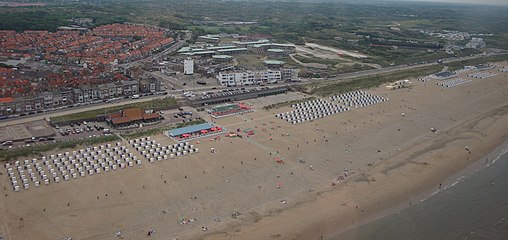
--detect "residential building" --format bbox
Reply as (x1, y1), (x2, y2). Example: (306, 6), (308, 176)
(106, 83), (117, 97)
(122, 80), (140, 95)
(217, 69), (282, 86)
(140, 78), (161, 93)
(73, 89), (84, 103)
(282, 68), (300, 82)
(0, 97), (16, 115)
(465, 38), (486, 49)
(99, 85), (110, 99)
(184, 59), (194, 75)
(13, 95), (44, 113)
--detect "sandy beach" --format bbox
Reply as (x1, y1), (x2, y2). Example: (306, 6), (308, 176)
(1, 62), (508, 240)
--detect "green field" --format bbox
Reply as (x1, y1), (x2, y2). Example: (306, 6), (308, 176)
(0, 135), (120, 161)
(303, 65), (443, 97)
(236, 54), (267, 67)
(445, 54), (508, 71)
(50, 97), (177, 125)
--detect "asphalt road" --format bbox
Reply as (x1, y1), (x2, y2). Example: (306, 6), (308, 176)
(0, 52), (501, 127)
(0, 95), (166, 128)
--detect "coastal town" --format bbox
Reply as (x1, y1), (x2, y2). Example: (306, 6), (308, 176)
(1, 1), (508, 240)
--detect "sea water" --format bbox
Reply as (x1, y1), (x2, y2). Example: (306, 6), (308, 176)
(336, 148), (508, 240)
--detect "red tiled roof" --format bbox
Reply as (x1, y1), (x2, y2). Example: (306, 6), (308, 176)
(142, 113), (160, 120)
(123, 108), (143, 121)
(111, 117), (131, 125)
(0, 97), (14, 103)
(108, 112), (123, 119)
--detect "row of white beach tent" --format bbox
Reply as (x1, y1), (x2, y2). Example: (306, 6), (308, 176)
(437, 78), (472, 88)
(342, 95), (387, 108)
(330, 90), (373, 102)
(276, 98), (351, 124)
(288, 103), (343, 114)
(6, 142), (139, 192)
(276, 91), (388, 125)
(287, 111), (340, 124)
(276, 105), (350, 121)
(292, 99), (334, 109)
(330, 91), (387, 109)
(130, 137), (199, 162)
(468, 72), (498, 79)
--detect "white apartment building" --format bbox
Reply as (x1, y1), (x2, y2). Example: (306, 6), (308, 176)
(282, 68), (300, 82)
(184, 59), (194, 75)
(465, 37), (486, 49)
(217, 69), (282, 86)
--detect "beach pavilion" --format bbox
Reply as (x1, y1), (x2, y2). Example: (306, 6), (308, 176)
(168, 123), (224, 141)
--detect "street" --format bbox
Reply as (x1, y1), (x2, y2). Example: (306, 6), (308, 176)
(0, 51), (501, 127)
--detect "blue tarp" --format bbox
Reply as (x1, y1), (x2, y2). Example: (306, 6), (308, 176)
(168, 123), (214, 137)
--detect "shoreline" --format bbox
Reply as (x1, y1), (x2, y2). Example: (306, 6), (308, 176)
(334, 129), (508, 240)
(2, 62), (507, 240)
(324, 103), (508, 240)
(204, 101), (508, 240)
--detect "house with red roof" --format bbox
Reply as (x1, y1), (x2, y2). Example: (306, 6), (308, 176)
(107, 107), (161, 128)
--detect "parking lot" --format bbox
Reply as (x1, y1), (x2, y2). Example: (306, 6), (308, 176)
(55, 121), (109, 140)
(0, 120), (56, 148)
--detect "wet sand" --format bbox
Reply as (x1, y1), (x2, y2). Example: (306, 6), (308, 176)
(0, 62), (507, 240)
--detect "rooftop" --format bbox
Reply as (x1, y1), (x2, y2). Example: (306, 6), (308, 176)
(123, 108), (144, 121)
(217, 48), (248, 52)
(206, 45), (236, 50)
(271, 43), (296, 47)
(263, 59), (285, 65)
(198, 35), (220, 40)
(212, 55), (233, 59)
(183, 51), (216, 56)
(168, 122), (214, 137)
(252, 43), (272, 48)
(232, 39), (270, 45)
(267, 49), (285, 53)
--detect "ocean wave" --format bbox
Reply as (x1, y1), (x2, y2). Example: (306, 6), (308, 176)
(491, 145), (508, 164)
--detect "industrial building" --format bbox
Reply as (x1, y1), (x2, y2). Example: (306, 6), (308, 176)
(178, 40), (294, 57)
(249, 43), (296, 54)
